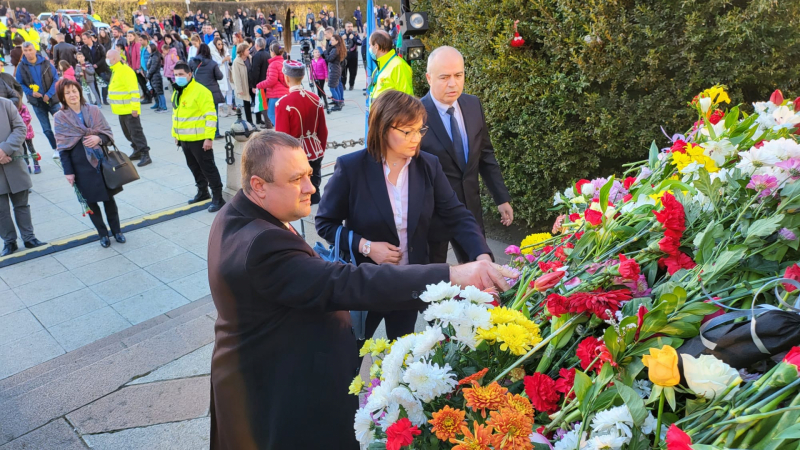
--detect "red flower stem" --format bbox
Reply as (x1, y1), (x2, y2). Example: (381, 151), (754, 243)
(654, 388), (666, 447)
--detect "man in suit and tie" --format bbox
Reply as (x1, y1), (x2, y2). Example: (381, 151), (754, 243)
(421, 46), (514, 264)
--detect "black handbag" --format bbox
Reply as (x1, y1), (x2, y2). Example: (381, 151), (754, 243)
(101, 141), (140, 190)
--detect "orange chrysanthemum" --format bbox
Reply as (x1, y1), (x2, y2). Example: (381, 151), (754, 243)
(463, 381), (508, 417)
(487, 408), (534, 450)
(450, 421), (494, 450)
(504, 393), (534, 420)
(459, 368), (490, 386)
(429, 406), (467, 441)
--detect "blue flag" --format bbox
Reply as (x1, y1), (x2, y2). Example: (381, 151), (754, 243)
(365, 0), (377, 138)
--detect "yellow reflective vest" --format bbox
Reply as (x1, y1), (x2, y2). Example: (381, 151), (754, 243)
(172, 79), (217, 142)
(108, 62), (141, 115)
(368, 49), (414, 101)
(18, 28), (40, 51)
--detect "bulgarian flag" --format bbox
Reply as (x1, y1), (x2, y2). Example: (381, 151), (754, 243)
(254, 89), (269, 113)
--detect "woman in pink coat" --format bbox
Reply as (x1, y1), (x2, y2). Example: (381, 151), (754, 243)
(162, 45), (179, 83)
(255, 42), (289, 126)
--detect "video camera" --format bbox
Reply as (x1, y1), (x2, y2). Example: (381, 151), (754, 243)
(299, 37), (314, 64)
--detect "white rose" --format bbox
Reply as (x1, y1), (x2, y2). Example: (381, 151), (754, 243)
(681, 354), (741, 400)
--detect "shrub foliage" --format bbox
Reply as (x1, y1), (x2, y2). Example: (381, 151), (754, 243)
(412, 0), (800, 227)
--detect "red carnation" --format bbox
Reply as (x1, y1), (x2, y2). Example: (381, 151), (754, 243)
(659, 252), (697, 275)
(584, 208), (603, 226)
(623, 176), (637, 190)
(794, 97), (800, 112)
(701, 299), (724, 325)
(654, 193), (686, 233)
(666, 424), (693, 450)
(569, 213), (581, 222)
(545, 293), (570, 317)
(576, 336), (614, 372)
(575, 179), (591, 195)
(670, 139), (687, 154)
(770, 89), (784, 105)
(386, 418), (421, 450)
(635, 305), (648, 340)
(542, 245), (554, 254)
(618, 254), (641, 280)
(554, 368), (576, 399)
(539, 260), (563, 273)
(622, 193), (633, 203)
(782, 264), (800, 293)
(784, 347), (800, 371)
(708, 109), (725, 125)
(574, 231), (584, 240)
(554, 246), (569, 261)
(567, 289), (631, 319)
(523, 372), (560, 413)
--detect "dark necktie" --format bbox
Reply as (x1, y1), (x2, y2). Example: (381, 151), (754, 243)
(447, 106), (467, 170)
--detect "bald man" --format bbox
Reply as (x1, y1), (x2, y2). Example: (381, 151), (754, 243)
(107, 49), (152, 166)
(421, 46), (513, 264)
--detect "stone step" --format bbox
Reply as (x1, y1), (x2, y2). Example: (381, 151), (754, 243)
(0, 297), (216, 445)
(0, 295), (215, 401)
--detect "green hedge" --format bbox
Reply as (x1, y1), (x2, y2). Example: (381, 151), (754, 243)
(411, 0), (800, 229)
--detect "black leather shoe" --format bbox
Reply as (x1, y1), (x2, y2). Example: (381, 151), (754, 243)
(137, 154), (152, 167)
(100, 236), (111, 248)
(208, 197), (226, 213)
(129, 151), (142, 160)
(1, 241), (17, 257)
(188, 189), (211, 204)
(114, 233), (126, 244)
(23, 238), (46, 249)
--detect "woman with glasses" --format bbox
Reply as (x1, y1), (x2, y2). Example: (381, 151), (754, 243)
(315, 90), (492, 340)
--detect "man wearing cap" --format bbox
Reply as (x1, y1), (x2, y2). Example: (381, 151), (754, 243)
(106, 49), (152, 167)
(274, 60), (327, 205)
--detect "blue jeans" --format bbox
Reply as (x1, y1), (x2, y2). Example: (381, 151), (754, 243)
(330, 83), (344, 104)
(215, 104), (221, 138)
(267, 98), (278, 125)
(157, 94), (167, 110)
(31, 101), (61, 149)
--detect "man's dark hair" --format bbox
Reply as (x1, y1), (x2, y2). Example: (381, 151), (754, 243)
(13, 36), (23, 46)
(370, 30), (393, 52)
(174, 61), (191, 73)
(241, 130), (303, 190)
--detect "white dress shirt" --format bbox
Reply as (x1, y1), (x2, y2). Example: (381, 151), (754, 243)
(430, 95), (469, 162)
(383, 158), (411, 265)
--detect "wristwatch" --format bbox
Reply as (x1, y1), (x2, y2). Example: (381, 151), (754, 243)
(361, 240), (371, 257)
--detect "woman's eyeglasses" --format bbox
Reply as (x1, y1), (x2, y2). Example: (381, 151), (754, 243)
(391, 126), (429, 140)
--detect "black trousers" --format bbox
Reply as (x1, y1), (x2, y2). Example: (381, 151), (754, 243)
(364, 309), (418, 342)
(428, 239), (470, 264)
(343, 51), (358, 88)
(313, 79), (328, 109)
(241, 99), (253, 125)
(135, 71), (151, 100)
(118, 114), (150, 154)
(88, 198), (121, 237)
(181, 139), (223, 193)
(309, 157), (322, 205)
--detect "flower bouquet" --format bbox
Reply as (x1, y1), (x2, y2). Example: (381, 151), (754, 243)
(351, 86), (800, 449)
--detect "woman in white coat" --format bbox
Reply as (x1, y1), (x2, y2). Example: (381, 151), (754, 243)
(210, 38), (234, 117)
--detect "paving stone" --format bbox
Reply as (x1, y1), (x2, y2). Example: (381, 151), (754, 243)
(115, 201), (146, 221)
(12, 271), (86, 307)
(0, 256), (66, 289)
(0, 418), (85, 450)
(148, 215), (207, 239)
(120, 181), (190, 213)
(71, 255), (139, 286)
(52, 242), (120, 271)
(129, 343), (213, 385)
(168, 270), (210, 302)
(144, 252), (206, 284)
(29, 288), (108, 328)
(89, 269), (163, 304)
(191, 210), (219, 226)
(0, 309), (44, 345)
(111, 228), (167, 253)
(0, 290), (24, 318)
(81, 417), (210, 450)
(68, 376), (210, 434)
(47, 306), (131, 352)
(0, 331), (64, 380)
(122, 240), (188, 268)
(112, 285), (189, 325)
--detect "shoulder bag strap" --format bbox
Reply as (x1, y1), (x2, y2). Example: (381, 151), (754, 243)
(333, 224), (343, 260)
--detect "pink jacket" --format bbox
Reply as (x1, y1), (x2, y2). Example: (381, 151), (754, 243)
(62, 66), (77, 82)
(256, 55), (290, 99)
(127, 41), (142, 70)
(310, 57), (327, 81)
(163, 47), (179, 80)
(19, 104), (34, 140)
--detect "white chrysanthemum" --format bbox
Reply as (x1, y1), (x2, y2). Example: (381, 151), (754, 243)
(354, 407), (375, 444)
(590, 405), (633, 441)
(633, 379), (652, 399)
(641, 413), (658, 435)
(402, 361), (457, 402)
(422, 299), (464, 327)
(452, 323), (479, 350)
(585, 434), (627, 450)
(377, 402), (400, 431)
(760, 137), (800, 161)
(463, 303), (492, 329)
(754, 101), (778, 129)
(710, 168), (733, 184)
(364, 384), (391, 413)
(390, 386), (427, 426)
(460, 285), (494, 305)
(554, 429), (587, 450)
(772, 105), (800, 130)
(381, 335), (417, 390)
(419, 281), (461, 303)
(411, 326), (444, 360)
(701, 139), (736, 166)
(736, 146), (781, 174)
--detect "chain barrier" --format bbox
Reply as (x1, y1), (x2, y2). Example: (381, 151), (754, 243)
(327, 138), (365, 150)
(224, 133), (364, 165)
(225, 133), (236, 165)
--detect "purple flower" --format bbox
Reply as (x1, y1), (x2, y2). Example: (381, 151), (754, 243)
(746, 174), (779, 198)
(505, 245), (521, 255)
(779, 228), (797, 241)
(564, 277), (582, 289)
(776, 158), (800, 181)
(612, 274), (651, 297)
(525, 254), (536, 263)
(503, 266), (521, 288)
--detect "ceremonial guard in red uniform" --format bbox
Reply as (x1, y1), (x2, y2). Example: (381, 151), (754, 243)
(275, 60), (328, 204)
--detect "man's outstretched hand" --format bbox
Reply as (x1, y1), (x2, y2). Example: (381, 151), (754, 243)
(449, 260), (517, 292)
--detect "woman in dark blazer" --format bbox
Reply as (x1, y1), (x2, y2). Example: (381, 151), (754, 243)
(315, 90), (492, 340)
(54, 79), (125, 248)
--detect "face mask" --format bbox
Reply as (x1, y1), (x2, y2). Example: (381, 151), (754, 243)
(368, 48), (377, 60)
(105, 59), (112, 66)
(175, 76), (189, 87)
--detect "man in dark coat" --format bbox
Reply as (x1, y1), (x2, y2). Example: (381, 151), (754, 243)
(421, 46), (513, 264)
(52, 33), (78, 68)
(207, 130), (511, 450)
(248, 37), (270, 126)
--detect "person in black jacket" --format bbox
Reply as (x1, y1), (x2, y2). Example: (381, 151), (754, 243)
(52, 33), (77, 68)
(248, 37), (269, 127)
(189, 44), (224, 138)
(80, 31), (110, 105)
(146, 44), (166, 113)
(170, 10), (183, 33)
(315, 91), (492, 340)
(341, 22), (360, 91)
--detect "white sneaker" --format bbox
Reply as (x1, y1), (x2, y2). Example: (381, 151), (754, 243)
(52, 151), (59, 159)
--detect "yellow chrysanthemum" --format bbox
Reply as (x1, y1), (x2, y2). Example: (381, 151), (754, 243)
(478, 308), (542, 355)
(475, 326), (499, 343)
(494, 323), (534, 355)
(348, 375), (365, 395)
(520, 232), (552, 255)
(489, 306), (521, 325)
(371, 338), (390, 356)
(671, 143), (719, 173)
(358, 339), (374, 357)
(701, 85), (731, 105)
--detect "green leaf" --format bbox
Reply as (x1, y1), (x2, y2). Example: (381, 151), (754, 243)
(628, 337), (683, 358)
(677, 302), (721, 316)
(693, 221), (723, 264)
(593, 387), (619, 411)
(604, 326), (622, 361)
(665, 386), (677, 411)
(762, 244), (789, 262)
(639, 310), (668, 340)
(660, 321), (700, 338)
(724, 105), (740, 129)
(773, 423), (800, 440)
(745, 215), (785, 247)
(573, 370), (593, 404)
(649, 140), (659, 169)
(617, 383), (648, 426)
(702, 246), (747, 281)
(781, 180), (800, 200)
(599, 176), (615, 214)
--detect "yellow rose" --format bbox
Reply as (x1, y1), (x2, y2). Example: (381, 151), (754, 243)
(642, 345), (680, 387)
